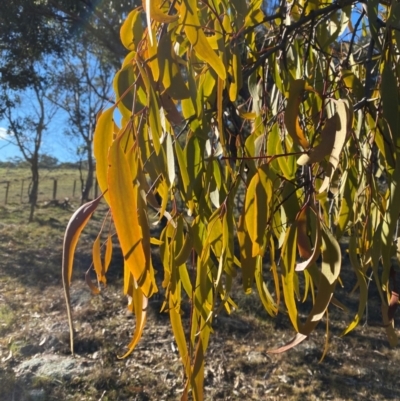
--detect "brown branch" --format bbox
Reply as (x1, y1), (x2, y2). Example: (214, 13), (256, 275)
(243, 0), (359, 79)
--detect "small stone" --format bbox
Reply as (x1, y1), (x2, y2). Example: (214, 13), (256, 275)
(28, 389), (46, 401)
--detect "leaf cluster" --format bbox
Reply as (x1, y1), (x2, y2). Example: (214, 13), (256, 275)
(62, 0), (400, 399)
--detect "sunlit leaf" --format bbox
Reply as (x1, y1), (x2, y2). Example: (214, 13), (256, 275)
(108, 137), (157, 298)
(179, 0), (226, 80)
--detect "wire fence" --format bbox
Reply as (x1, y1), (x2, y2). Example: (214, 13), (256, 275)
(0, 175), (99, 205)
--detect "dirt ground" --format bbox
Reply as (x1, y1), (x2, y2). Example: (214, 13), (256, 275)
(0, 201), (400, 401)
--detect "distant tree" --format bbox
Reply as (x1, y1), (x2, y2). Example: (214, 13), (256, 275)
(39, 154), (59, 169)
(0, 0), (141, 90)
(48, 41), (113, 203)
(2, 70), (58, 221)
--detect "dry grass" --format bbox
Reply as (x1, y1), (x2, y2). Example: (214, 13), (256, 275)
(0, 189), (400, 400)
(0, 167), (93, 205)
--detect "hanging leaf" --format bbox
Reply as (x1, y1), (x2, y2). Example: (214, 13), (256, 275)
(62, 194), (103, 354)
(179, 0), (226, 80)
(120, 8), (144, 50)
(284, 79), (312, 149)
(108, 137), (157, 298)
(93, 107), (115, 205)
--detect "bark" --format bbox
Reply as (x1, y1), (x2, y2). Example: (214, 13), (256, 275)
(81, 140), (94, 204)
(29, 159), (39, 222)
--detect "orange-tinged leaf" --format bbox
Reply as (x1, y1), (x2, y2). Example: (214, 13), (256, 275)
(295, 208), (321, 272)
(268, 333), (307, 353)
(179, 0), (226, 80)
(85, 270), (100, 295)
(284, 79), (311, 149)
(108, 138), (156, 298)
(295, 206), (312, 259)
(62, 194), (103, 354)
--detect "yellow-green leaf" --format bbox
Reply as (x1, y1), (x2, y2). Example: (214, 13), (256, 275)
(93, 107), (115, 205)
(179, 0), (226, 80)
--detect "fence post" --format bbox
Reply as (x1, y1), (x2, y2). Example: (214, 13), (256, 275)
(73, 180), (76, 198)
(20, 180), (24, 203)
(4, 181), (10, 204)
(53, 179), (57, 200)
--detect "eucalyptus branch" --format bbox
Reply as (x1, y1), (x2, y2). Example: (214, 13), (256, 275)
(243, 0), (358, 79)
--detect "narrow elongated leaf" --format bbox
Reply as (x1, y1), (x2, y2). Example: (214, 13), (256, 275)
(280, 225), (299, 331)
(244, 168), (271, 256)
(158, 33), (190, 100)
(118, 281), (148, 358)
(342, 236), (367, 335)
(93, 107), (115, 204)
(299, 223), (341, 334)
(92, 234), (105, 284)
(165, 133), (175, 188)
(319, 100), (348, 193)
(179, 0), (226, 80)
(136, 60), (162, 154)
(238, 214), (257, 294)
(255, 255), (278, 316)
(284, 79), (311, 149)
(268, 333), (308, 354)
(62, 194), (103, 354)
(295, 208), (321, 272)
(104, 235), (113, 275)
(108, 137), (157, 297)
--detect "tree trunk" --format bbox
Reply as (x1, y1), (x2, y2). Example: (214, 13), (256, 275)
(81, 141), (93, 204)
(29, 160), (39, 222)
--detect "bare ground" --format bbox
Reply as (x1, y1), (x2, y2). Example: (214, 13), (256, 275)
(0, 201), (399, 401)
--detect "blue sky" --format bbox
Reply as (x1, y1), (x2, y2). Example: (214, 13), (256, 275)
(0, 121), (82, 162)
